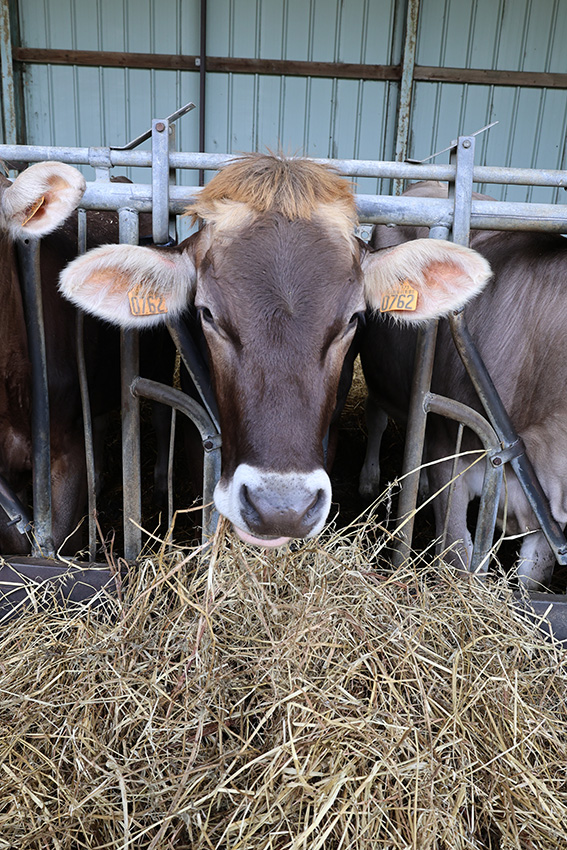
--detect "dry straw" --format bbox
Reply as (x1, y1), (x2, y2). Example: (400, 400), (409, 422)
(0, 508), (566, 849)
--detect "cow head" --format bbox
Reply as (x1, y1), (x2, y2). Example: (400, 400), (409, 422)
(59, 154), (491, 547)
(1, 161), (86, 239)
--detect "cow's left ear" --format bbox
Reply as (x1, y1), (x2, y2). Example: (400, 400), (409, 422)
(361, 238), (492, 322)
(59, 242), (197, 328)
(1, 161), (86, 239)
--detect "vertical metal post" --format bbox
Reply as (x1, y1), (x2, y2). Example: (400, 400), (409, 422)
(391, 223), (449, 566)
(392, 136), (476, 565)
(119, 209), (142, 560)
(152, 118), (175, 245)
(447, 136), (503, 571)
(391, 319), (440, 566)
(199, 0), (207, 185)
(0, 0), (17, 145)
(17, 237), (54, 556)
(151, 115), (178, 535)
(76, 208), (98, 560)
(450, 137), (474, 247)
(393, 0), (420, 195)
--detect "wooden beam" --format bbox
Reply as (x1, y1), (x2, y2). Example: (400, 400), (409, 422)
(13, 48), (401, 81)
(414, 65), (567, 89)
(13, 48), (567, 89)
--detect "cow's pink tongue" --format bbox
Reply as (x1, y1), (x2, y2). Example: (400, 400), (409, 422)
(234, 526), (291, 548)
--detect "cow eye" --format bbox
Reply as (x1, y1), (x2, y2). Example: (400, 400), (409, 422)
(346, 311), (364, 332)
(198, 306), (215, 326)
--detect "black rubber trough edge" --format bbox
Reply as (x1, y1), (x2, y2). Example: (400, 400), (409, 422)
(0, 557), (119, 623)
(1, 558), (567, 646)
(510, 591), (567, 646)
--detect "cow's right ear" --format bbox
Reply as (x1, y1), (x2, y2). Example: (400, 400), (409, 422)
(59, 243), (197, 328)
(1, 161), (86, 239)
(361, 238), (492, 322)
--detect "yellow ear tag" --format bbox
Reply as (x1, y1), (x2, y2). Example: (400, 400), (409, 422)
(22, 195), (45, 226)
(128, 287), (168, 317)
(380, 280), (418, 313)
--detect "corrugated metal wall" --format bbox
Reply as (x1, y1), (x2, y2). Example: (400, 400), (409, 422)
(14, 0), (403, 196)
(6, 0), (567, 203)
(411, 0), (567, 202)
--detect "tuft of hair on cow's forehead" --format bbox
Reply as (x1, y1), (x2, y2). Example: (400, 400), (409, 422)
(185, 153), (358, 239)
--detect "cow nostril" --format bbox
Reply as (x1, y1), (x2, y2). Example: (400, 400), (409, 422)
(240, 484), (262, 523)
(305, 489), (325, 520)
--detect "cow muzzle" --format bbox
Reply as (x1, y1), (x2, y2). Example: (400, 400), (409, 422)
(214, 464), (332, 547)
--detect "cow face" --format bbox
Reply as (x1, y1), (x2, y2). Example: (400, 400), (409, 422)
(59, 154), (491, 547)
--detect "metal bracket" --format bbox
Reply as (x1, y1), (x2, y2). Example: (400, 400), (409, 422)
(110, 102), (195, 152)
(490, 437), (525, 467)
(203, 434), (222, 453)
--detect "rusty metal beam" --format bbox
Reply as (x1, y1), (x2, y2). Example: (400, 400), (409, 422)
(393, 0), (420, 194)
(0, 0), (17, 144)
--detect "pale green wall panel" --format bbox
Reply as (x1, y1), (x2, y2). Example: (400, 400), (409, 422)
(15, 0), (567, 210)
(409, 0), (567, 203)
(18, 0), (396, 166)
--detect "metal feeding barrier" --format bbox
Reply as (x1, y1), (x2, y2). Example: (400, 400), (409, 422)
(0, 109), (566, 639)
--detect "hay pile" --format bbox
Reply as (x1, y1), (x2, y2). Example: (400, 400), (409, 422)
(1, 512), (566, 849)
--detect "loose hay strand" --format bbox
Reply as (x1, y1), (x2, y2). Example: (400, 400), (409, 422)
(0, 510), (566, 849)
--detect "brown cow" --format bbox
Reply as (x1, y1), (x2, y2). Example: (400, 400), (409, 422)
(360, 180), (567, 588)
(59, 154), (491, 548)
(0, 161), (91, 553)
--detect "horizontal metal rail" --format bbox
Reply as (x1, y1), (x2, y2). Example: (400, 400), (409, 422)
(3, 143), (567, 189)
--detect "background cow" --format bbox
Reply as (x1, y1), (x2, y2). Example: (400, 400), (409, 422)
(360, 180), (567, 588)
(59, 154), (491, 548)
(0, 162), (174, 555)
(0, 161), (92, 553)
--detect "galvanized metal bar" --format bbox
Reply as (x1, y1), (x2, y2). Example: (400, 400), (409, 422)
(17, 181), (562, 234)
(422, 393), (503, 575)
(198, 0), (207, 186)
(355, 195), (567, 231)
(3, 143), (567, 190)
(391, 321), (439, 566)
(0, 0), (17, 145)
(441, 421), (465, 551)
(451, 137), (475, 247)
(167, 409), (176, 532)
(16, 237), (54, 556)
(118, 209), (142, 561)
(76, 311), (97, 559)
(152, 118), (173, 246)
(393, 135), (498, 570)
(0, 473), (31, 535)
(110, 102), (195, 152)
(131, 377), (221, 543)
(76, 208), (97, 559)
(447, 136), (506, 572)
(393, 0), (420, 195)
(390, 207), (451, 565)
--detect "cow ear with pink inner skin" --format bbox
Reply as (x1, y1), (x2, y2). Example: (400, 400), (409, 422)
(58, 242), (198, 328)
(361, 237), (492, 322)
(1, 161), (86, 239)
